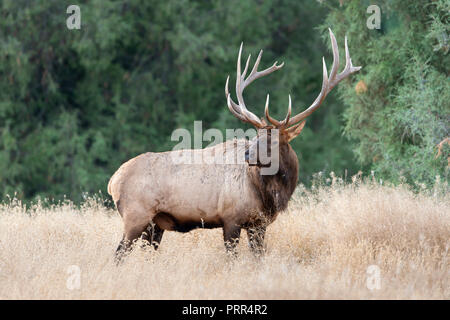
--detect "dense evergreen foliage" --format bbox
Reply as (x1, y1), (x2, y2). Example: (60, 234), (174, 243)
(0, 0), (447, 202)
(324, 0), (449, 186)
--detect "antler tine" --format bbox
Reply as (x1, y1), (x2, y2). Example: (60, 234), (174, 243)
(226, 79), (259, 126)
(265, 94), (292, 127)
(242, 53), (251, 80)
(226, 73), (260, 126)
(234, 43), (265, 126)
(227, 94), (263, 128)
(245, 50), (284, 86)
(331, 35), (362, 88)
(288, 57), (329, 126)
(227, 93), (246, 122)
(283, 94), (292, 126)
(286, 29), (361, 127)
(250, 50), (263, 80)
(328, 28), (340, 83)
(225, 76), (244, 118)
(236, 42), (243, 89)
(226, 43), (285, 128)
(264, 94), (281, 127)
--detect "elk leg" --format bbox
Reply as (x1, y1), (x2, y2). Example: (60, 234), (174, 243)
(223, 223), (241, 255)
(141, 223), (165, 250)
(246, 225), (266, 256)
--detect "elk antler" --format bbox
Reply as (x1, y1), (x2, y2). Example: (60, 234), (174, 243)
(264, 94), (292, 127)
(285, 29), (361, 128)
(225, 43), (284, 128)
(226, 30), (361, 130)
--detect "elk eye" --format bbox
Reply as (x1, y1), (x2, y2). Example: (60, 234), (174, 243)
(278, 170), (288, 182)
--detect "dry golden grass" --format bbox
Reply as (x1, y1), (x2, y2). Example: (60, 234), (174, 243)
(0, 181), (448, 299)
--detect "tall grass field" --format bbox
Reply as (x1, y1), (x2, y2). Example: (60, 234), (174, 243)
(0, 179), (448, 299)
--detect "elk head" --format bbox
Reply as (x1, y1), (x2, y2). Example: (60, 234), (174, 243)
(225, 29), (361, 213)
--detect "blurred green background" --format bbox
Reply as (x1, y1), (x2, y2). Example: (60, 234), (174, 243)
(0, 0), (448, 203)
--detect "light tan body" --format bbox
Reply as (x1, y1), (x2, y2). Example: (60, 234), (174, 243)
(108, 140), (266, 240)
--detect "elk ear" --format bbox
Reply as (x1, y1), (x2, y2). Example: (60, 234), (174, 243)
(286, 121), (306, 142)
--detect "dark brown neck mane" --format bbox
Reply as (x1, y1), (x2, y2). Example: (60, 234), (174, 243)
(249, 144), (299, 217)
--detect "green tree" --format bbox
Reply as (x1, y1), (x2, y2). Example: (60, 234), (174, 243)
(0, 0), (361, 203)
(323, 0), (449, 186)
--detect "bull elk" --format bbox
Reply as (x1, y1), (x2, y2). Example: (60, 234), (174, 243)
(108, 29), (361, 259)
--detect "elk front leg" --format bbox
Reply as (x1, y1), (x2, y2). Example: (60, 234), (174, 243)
(223, 223), (241, 256)
(246, 225), (266, 256)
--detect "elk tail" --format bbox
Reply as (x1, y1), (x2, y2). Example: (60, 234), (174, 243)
(107, 173), (116, 196)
